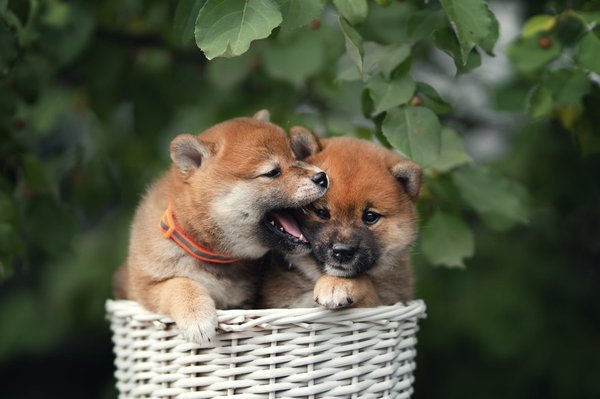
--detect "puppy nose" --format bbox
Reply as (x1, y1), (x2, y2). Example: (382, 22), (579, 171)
(331, 243), (357, 262)
(312, 172), (328, 189)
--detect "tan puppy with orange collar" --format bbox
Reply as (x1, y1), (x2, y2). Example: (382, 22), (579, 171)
(114, 111), (328, 342)
(260, 135), (421, 309)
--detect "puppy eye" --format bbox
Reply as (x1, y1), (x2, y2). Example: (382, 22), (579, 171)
(363, 211), (380, 225)
(309, 204), (330, 220)
(262, 168), (281, 178)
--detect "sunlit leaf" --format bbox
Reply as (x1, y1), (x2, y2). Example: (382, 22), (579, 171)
(522, 14), (556, 38)
(195, 0), (282, 59)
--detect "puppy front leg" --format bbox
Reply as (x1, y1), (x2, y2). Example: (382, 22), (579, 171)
(314, 275), (382, 309)
(146, 277), (218, 343)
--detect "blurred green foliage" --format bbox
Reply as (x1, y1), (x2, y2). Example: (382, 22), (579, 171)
(0, 0), (598, 398)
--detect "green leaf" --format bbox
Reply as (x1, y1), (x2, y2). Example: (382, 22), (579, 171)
(339, 17), (364, 76)
(577, 31), (600, 74)
(452, 167), (529, 228)
(429, 127), (471, 173)
(336, 42), (410, 82)
(522, 14), (556, 38)
(276, 0), (324, 31)
(421, 210), (474, 268)
(407, 9), (448, 40)
(541, 68), (591, 107)
(434, 27), (482, 75)
(381, 106), (441, 166)
(415, 82), (452, 115)
(439, 0), (495, 65)
(195, 0), (282, 59)
(578, 11), (600, 25)
(263, 31), (324, 86)
(506, 35), (561, 74)
(41, 1), (70, 28)
(333, 0), (368, 25)
(336, 53), (361, 81)
(22, 155), (49, 192)
(377, 43), (411, 80)
(174, 0), (207, 44)
(479, 9), (499, 55)
(38, 3), (94, 66)
(367, 74), (415, 115)
(0, 16), (19, 72)
(207, 52), (251, 90)
(527, 85), (553, 118)
(0, 192), (16, 223)
(0, 222), (17, 254)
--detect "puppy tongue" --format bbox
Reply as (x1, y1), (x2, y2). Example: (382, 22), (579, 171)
(270, 211), (306, 242)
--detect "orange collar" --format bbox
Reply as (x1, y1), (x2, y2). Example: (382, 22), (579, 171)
(159, 204), (240, 264)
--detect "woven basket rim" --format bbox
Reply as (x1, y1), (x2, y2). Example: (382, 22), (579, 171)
(106, 299), (426, 333)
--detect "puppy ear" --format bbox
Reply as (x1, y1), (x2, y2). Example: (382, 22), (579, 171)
(289, 126), (322, 160)
(391, 160), (422, 201)
(253, 109), (270, 122)
(170, 134), (213, 176)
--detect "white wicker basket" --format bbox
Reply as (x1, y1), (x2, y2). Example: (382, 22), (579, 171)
(106, 299), (426, 399)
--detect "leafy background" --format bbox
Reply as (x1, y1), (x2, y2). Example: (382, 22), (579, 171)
(1, 0), (599, 398)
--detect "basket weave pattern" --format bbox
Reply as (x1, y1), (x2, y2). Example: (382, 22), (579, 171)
(106, 299), (426, 399)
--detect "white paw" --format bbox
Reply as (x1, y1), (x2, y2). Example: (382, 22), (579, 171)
(315, 284), (353, 310)
(175, 308), (219, 343)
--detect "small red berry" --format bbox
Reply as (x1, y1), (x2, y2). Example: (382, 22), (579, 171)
(310, 19), (321, 30)
(410, 96), (423, 106)
(538, 36), (552, 49)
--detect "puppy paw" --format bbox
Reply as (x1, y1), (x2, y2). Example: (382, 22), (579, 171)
(174, 306), (219, 343)
(314, 276), (355, 310)
(313, 275), (381, 309)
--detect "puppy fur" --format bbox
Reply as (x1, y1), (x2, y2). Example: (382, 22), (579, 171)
(114, 113), (327, 341)
(259, 135), (421, 309)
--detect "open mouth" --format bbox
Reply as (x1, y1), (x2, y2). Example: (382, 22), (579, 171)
(264, 210), (309, 245)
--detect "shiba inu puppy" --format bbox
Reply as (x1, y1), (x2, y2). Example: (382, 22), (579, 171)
(113, 112), (328, 342)
(259, 135), (421, 309)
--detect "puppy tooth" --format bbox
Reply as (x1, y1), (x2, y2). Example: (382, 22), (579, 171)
(299, 234), (304, 241)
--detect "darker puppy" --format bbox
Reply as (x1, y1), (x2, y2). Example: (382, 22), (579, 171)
(114, 112), (328, 342)
(259, 135), (421, 309)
